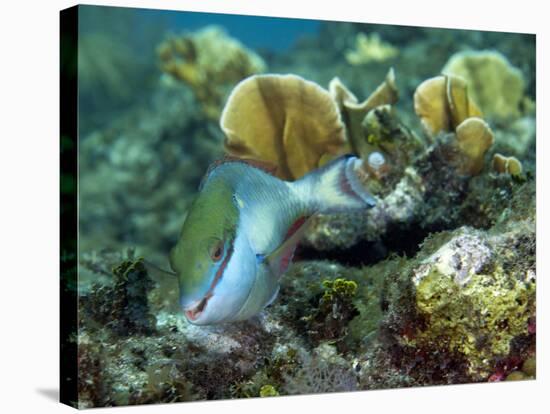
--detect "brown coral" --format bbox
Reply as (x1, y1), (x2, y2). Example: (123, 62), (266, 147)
(329, 68), (398, 158)
(492, 153), (523, 177)
(413, 74), (482, 138)
(157, 26), (266, 120)
(414, 75), (492, 176)
(443, 50), (525, 121)
(220, 74), (346, 180)
(453, 117), (494, 175)
(345, 33), (399, 65)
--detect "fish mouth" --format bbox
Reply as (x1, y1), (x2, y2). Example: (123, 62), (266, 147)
(184, 293), (212, 322)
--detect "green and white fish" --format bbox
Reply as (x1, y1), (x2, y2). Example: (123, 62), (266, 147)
(169, 155), (376, 325)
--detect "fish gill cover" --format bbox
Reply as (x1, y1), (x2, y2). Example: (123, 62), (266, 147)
(73, 4), (535, 408)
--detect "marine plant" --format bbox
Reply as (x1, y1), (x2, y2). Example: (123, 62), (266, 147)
(303, 278), (360, 345)
(321, 278), (358, 301)
(259, 384), (279, 397)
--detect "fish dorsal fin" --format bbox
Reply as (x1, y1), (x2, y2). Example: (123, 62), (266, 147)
(265, 215), (313, 278)
(199, 156), (278, 190)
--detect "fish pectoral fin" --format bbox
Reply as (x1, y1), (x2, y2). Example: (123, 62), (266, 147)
(265, 286), (280, 307)
(265, 216), (314, 278)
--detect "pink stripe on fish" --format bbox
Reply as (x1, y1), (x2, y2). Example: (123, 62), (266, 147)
(279, 216), (308, 274)
(202, 241), (234, 300)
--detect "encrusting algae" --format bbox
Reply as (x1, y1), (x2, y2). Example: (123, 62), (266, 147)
(412, 228), (535, 380)
(352, 189), (536, 386)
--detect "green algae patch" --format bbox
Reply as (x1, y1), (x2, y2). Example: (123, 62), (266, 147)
(414, 266), (535, 379)
(303, 277), (360, 346)
(321, 278), (358, 303)
(259, 384), (279, 397)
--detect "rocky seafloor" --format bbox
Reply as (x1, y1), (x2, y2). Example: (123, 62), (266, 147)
(73, 18), (536, 408)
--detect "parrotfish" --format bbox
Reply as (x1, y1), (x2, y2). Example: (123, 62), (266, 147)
(169, 155), (376, 325)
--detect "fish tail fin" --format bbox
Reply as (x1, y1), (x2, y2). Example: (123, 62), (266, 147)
(292, 155), (376, 214)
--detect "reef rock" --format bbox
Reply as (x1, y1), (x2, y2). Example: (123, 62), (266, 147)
(367, 197), (536, 383)
(412, 226), (535, 380)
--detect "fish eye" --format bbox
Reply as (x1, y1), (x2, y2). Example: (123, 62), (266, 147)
(209, 239), (224, 262)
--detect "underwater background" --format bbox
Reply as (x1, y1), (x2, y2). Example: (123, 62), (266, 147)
(74, 4), (536, 408)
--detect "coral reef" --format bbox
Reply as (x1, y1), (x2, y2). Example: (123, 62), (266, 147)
(496, 117), (536, 158)
(78, 251), (281, 405)
(78, 33), (137, 106)
(413, 74), (495, 175)
(304, 70), (503, 251)
(442, 50), (526, 122)
(158, 26), (266, 120)
(345, 32), (399, 65)
(362, 179), (535, 382)
(76, 15), (536, 407)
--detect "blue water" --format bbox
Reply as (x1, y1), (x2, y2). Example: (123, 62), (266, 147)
(135, 7), (320, 51)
